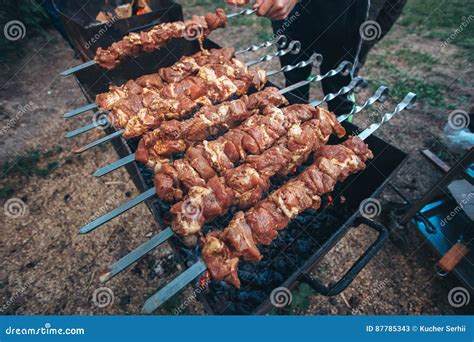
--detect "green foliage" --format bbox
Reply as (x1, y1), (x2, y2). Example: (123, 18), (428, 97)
(396, 48), (438, 69)
(0, 186), (14, 199)
(289, 283), (314, 311)
(1, 147), (62, 179)
(0, 0), (51, 61)
(391, 77), (446, 107)
(366, 49), (446, 107)
(400, 0), (474, 61)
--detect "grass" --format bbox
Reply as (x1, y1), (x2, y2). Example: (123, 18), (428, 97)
(396, 48), (439, 69)
(1, 146), (63, 179)
(400, 0), (474, 60)
(366, 53), (446, 106)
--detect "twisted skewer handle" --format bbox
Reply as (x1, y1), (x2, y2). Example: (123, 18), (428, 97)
(280, 60), (351, 94)
(309, 77), (366, 107)
(235, 35), (288, 56)
(359, 92), (417, 140)
(226, 8), (257, 19)
(246, 40), (301, 67)
(267, 52), (322, 77)
(337, 85), (389, 123)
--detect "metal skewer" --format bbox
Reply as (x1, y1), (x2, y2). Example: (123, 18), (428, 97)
(93, 59), (351, 178)
(226, 8), (257, 19)
(234, 35), (287, 56)
(99, 81), (388, 283)
(65, 41), (301, 139)
(64, 36), (290, 118)
(69, 50), (316, 153)
(140, 91), (418, 314)
(61, 9), (258, 76)
(64, 103), (99, 119)
(82, 63), (348, 235)
(64, 118), (108, 138)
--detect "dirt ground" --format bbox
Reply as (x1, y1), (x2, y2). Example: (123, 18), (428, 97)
(0, 4), (473, 315)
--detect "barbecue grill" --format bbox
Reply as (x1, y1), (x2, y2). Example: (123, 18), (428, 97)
(63, 5), (415, 314)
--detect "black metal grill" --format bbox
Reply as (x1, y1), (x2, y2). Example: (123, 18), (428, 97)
(66, 15), (408, 313)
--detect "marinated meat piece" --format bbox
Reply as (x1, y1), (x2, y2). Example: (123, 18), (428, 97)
(94, 9), (227, 70)
(201, 233), (240, 288)
(185, 146), (216, 181)
(201, 136), (373, 287)
(222, 212), (261, 261)
(245, 201), (287, 245)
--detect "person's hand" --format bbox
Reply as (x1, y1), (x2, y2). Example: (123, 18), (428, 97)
(253, 0), (298, 20)
(225, 0), (250, 6)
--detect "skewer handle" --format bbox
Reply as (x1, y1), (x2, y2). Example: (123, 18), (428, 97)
(309, 76), (366, 108)
(226, 8), (257, 19)
(245, 40), (301, 67)
(60, 60), (97, 76)
(64, 119), (108, 139)
(279, 60), (350, 94)
(64, 103), (98, 118)
(73, 129), (124, 154)
(100, 227), (174, 282)
(142, 259), (207, 314)
(337, 85), (389, 123)
(94, 153), (136, 177)
(358, 92), (417, 141)
(234, 35), (288, 56)
(78, 187), (156, 234)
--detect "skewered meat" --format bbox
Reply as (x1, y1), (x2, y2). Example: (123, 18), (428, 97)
(109, 60), (267, 139)
(201, 136), (373, 287)
(94, 9), (228, 69)
(153, 104), (342, 204)
(135, 87), (288, 166)
(95, 48), (236, 111)
(169, 112), (346, 238)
